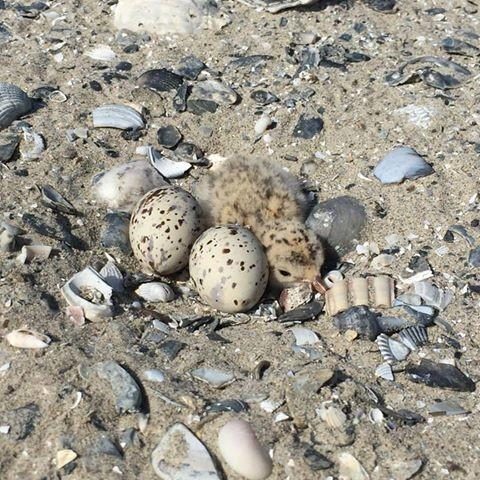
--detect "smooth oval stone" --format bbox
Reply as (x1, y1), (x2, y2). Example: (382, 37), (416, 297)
(306, 195), (366, 255)
(406, 359), (475, 392)
(218, 419), (272, 480)
(373, 146), (434, 184)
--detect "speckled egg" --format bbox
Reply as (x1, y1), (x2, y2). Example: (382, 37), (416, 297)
(189, 225), (269, 313)
(130, 186), (203, 275)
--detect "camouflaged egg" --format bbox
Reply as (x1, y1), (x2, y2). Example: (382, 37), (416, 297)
(189, 225), (269, 313)
(130, 186), (203, 275)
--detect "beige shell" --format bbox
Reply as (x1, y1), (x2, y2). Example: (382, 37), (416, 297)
(325, 275), (394, 316)
(130, 186), (203, 275)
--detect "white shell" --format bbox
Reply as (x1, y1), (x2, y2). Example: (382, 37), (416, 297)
(189, 226), (269, 313)
(143, 369), (166, 383)
(289, 326), (320, 346)
(20, 127), (45, 161)
(99, 261), (124, 292)
(60, 267), (114, 321)
(191, 367), (235, 388)
(338, 452), (369, 480)
(254, 114), (272, 137)
(398, 325), (428, 350)
(16, 245), (52, 264)
(136, 282), (175, 303)
(56, 449), (77, 469)
(218, 418), (272, 480)
(317, 403), (347, 429)
(92, 160), (167, 212)
(130, 186), (203, 275)
(85, 45), (116, 62)
(413, 281), (453, 310)
(375, 362), (394, 381)
(114, 0), (225, 35)
(5, 328), (51, 349)
(0, 83), (32, 129)
(148, 147), (191, 179)
(376, 333), (411, 364)
(151, 423), (220, 480)
(92, 104), (145, 130)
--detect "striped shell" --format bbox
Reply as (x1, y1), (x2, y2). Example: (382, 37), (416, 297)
(0, 83), (32, 129)
(92, 104), (145, 130)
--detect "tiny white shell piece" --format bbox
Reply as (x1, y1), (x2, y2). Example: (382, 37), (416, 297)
(143, 369), (166, 383)
(317, 403), (347, 429)
(368, 408), (385, 424)
(289, 326), (320, 346)
(21, 127), (45, 161)
(375, 362), (394, 381)
(85, 45), (116, 62)
(92, 104), (145, 130)
(218, 418), (273, 480)
(148, 147), (191, 179)
(370, 253), (395, 270)
(376, 333), (410, 364)
(338, 452), (370, 480)
(60, 267), (114, 321)
(56, 449), (77, 469)
(16, 245), (52, 264)
(5, 328), (51, 349)
(136, 282), (175, 303)
(151, 423), (220, 480)
(191, 367), (235, 388)
(99, 261), (124, 292)
(254, 114), (272, 137)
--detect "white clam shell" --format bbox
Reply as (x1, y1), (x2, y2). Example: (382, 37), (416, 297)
(85, 45), (116, 62)
(5, 328), (51, 349)
(143, 369), (166, 383)
(375, 362), (394, 381)
(317, 403), (347, 429)
(92, 104), (145, 130)
(0, 82), (32, 129)
(338, 452), (369, 480)
(289, 326), (320, 346)
(413, 281), (453, 310)
(218, 418), (272, 480)
(92, 160), (167, 212)
(151, 423), (220, 480)
(99, 261), (124, 292)
(56, 449), (77, 469)
(376, 333), (411, 364)
(136, 282), (175, 303)
(191, 367), (235, 388)
(16, 245), (52, 264)
(60, 267), (114, 321)
(148, 147), (191, 179)
(398, 325), (428, 351)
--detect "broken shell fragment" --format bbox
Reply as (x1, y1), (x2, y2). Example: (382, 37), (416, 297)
(289, 326), (320, 346)
(0, 82), (32, 129)
(413, 281), (453, 310)
(376, 333), (411, 364)
(5, 328), (51, 349)
(99, 261), (124, 292)
(375, 362), (394, 381)
(92, 104), (145, 130)
(190, 79), (238, 105)
(136, 282), (175, 303)
(148, 147), (191, 179)
(333, 305), (380, 340)
(338, 452), (369, 480)
(95, 360), (142, 413)
(326, 275), (394, 316)
(398, 325), (428, 350)
(218, 418), (273, 480)
(191, 367), (235, 388)
(56, 449), (77, 469)
(60, 267), (114, 321)
(317, 403), (347, 429)
(16, 245), (52, 264)
(151, 423), (220, 480)
(39, 184), (79, 216)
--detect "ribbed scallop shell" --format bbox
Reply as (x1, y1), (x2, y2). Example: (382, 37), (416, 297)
(92, 104), (145, 130)
(0, 83), (32, 129)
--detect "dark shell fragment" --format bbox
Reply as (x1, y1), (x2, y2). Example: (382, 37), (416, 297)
(333, 306), (380, 340)
(278, 301), (323, 323)
(137, 69), (183, 92)
(100, 212), (131, 254)
(406, 359), (475, 392)
(157, 125), (182, 149)
(293, 114), (323, 139)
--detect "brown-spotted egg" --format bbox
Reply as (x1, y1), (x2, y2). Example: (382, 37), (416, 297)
(189, 225), (269, 313)
(130, 186), (203, 275)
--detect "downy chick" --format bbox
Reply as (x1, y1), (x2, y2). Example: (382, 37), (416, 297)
(194, 157), (324, 288)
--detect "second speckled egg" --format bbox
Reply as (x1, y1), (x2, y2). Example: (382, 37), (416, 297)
(189, 225), (269, 313)
(130, 186), (203, 275)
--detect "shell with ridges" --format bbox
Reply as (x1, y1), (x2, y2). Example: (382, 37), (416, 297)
(92, 104), (145, 130)
(0, 83), (32, 129)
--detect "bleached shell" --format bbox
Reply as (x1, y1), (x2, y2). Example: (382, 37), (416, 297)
(413, 281), (453, 310)
(114, 0), (224, 35)
(92, 160), (168, 212)
(143, 369), (166, 383)
(374, 146), (434, 184)
(99, 261), (124, 292)
(317, 403), (347, 429)
(254, 114), (272, 137)
(56, 449), (77, 469)
(136, 282), (175, 303)
(148, 147), (191, 179)
(16, 245), (52, 264)
(398, 325), (428, 350)
(20, 127), (45, 160)
(60, 267), (114, 321)
(85, 45), (116, 62)
(191, 79), (238, 105)
(151, 423), (220, 480)
(0, 83), (32, 129)
(338, 452), (369, 480)
(289, 326), (320, 346)
(191, 367), (235, 388)
(323, 270), (344, 288)
(5, 328), (51, 349)
(375, 362), (394, 381)
(218, 418), (272, 480)
(376, 333), (410, 364)
(92, 104), (145, 130)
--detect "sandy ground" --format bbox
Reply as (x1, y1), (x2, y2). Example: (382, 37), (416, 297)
(0, 0), (479, 478)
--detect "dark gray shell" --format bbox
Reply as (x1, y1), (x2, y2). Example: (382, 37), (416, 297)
(0, 83), (32, 129)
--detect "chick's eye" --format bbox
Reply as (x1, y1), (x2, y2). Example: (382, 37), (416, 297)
(279, 269), (291, 277)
